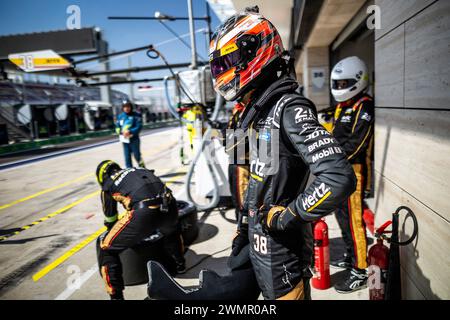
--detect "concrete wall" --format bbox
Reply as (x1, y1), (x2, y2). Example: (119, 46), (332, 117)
(374, 0), (450, 299)
(302, 46), (330, 111)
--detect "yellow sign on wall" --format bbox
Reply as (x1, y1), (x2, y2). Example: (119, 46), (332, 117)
(9, 50), (71, 72)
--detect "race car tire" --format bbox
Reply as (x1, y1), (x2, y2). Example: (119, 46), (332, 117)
(96, 201), (199, 286)
(177, 200), (199, 246)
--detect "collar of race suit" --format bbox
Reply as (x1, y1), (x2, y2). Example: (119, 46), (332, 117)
(237, 75), (299, 131)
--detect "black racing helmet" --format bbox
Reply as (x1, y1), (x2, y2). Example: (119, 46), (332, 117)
(96, 160), (121, 186)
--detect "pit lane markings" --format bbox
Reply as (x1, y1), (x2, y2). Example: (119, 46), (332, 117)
(0, 146), (175, 241)
(32, 171), (187, 283)
(0, 173), (93, 211)
(0, 190), (101, 242)
(54, 265), (98, 300)
(0, 141), (176, 212)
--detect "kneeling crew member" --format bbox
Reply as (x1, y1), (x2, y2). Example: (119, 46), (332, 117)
(95, 160), (186, 300)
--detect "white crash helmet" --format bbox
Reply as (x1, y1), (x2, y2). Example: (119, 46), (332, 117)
(330, 56), (369, 102)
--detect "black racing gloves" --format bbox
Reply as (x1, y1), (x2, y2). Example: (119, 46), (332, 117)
(260, 206), (284, 232)
(260, 205), (304, 232)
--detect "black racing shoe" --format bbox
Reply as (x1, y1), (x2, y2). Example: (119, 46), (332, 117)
(176, 262), (187, 275)
(330, 253), (352, 270)
(110, 291), (124, 300)
(334, 269), (368, 294)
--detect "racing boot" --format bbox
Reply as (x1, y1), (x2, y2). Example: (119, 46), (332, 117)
(110, 291), (124, 300)
(175, 260), (187, 274)
(334, 268), (367, 293)
(330, 253), (352, 270)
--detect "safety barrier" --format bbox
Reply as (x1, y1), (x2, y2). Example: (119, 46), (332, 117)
(0, 119), (179, 156)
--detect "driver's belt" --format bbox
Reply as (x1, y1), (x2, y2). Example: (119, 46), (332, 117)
(135, 189), (173, 212)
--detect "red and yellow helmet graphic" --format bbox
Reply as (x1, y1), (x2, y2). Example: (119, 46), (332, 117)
(209, 12), (284, 101)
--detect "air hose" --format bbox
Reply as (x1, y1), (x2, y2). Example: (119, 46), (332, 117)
(184, 93), (224, 211)
(163, 76), (194, 124)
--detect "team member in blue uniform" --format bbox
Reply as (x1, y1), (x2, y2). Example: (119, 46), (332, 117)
(116, 100), (145, 168)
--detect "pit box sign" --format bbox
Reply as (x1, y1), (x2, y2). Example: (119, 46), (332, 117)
(9, 50), (71, 72)
(311, 67), (326, 92)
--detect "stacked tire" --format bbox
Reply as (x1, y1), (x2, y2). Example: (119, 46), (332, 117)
(118, 200), (198, 286)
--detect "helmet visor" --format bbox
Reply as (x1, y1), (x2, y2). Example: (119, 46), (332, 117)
(332, 79), (357, 90)
(210, 50), (241, 78)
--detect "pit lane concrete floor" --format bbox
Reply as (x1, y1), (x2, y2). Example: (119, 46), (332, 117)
(0, 126), (368, 300)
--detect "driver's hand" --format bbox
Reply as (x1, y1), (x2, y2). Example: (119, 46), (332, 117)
(260, 206), (286, 232)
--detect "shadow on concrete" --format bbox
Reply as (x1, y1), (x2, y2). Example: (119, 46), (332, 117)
(330, 269), (349, 286)
(0, 228), (22, 237)
(159, 172), (186, 179)
(218, 207), (237, 224)
(168, 181), (183, 186)
(399, 218), (440, 300)
(0, 234), (58, 245)
(198, 209), (212, 224)
(176, 247), (231, 281)
(190, 223), (219, 245)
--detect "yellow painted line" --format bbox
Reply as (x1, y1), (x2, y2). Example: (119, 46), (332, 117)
(0, 173), (93, 211)
(0, 190), (100, 242)
(32, 227), (106, 282)
(32, 170), (186, 282)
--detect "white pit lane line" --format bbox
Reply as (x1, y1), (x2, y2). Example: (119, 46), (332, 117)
(54, 189), (186, 300)
(54, 266), (98, 300)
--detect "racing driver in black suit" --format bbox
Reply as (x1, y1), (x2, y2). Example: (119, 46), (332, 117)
(209, 7), (356, 300)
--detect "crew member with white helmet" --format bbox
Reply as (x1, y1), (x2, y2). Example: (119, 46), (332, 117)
(330, 56), (374, 293)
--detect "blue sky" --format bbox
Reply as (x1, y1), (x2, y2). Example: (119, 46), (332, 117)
(0, 0), (222, 96)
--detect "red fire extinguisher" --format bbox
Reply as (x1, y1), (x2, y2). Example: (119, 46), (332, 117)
(368, 220), (392, 300)
(368, 206), (419, 300)
(312, 218), (330, 290)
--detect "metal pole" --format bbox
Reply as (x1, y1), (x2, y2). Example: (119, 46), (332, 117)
(128, 56), (135, 100)
(187, 0), (198, 69)
(82, 61), (207, 78)
(206, 1), (212, 42)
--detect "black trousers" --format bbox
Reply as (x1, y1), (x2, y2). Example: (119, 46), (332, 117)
(97, 199), (185, 295)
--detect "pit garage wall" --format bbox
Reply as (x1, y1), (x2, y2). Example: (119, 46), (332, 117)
(373, 0), (450, 299)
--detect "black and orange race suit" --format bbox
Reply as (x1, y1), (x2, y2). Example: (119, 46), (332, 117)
(226, 103), (250, 219)
(97, 168), (185, 296)
(332, 94), (374, 270)
(235, 76), (356, 300)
